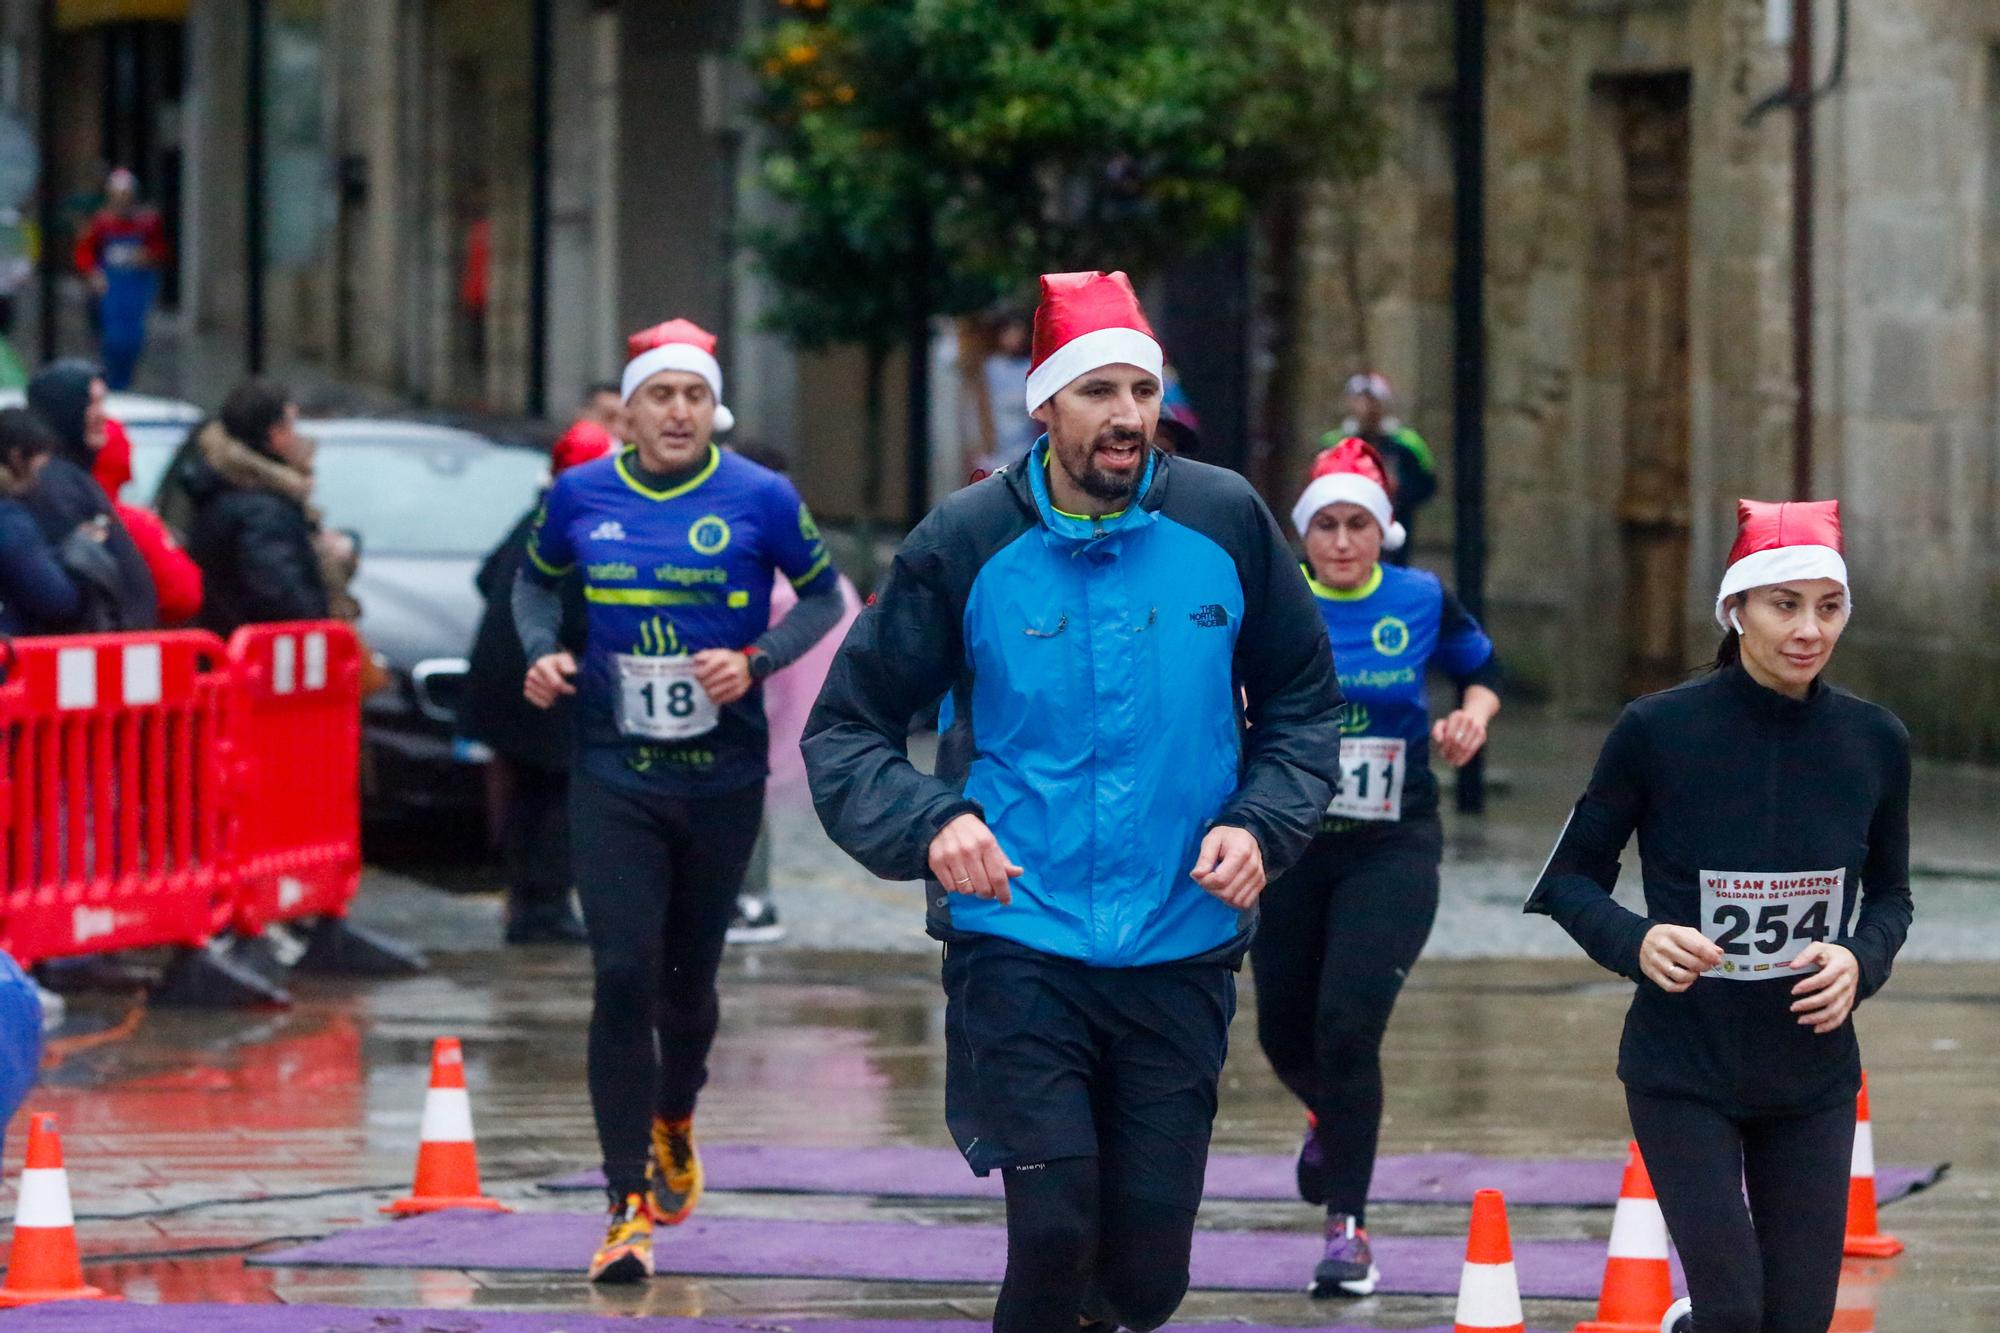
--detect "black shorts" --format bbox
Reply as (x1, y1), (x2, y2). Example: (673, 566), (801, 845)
(942, 934), (1235, 1212)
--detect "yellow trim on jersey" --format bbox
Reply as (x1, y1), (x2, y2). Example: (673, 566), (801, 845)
(788, 551), (833, 588)
(615, 444), (720, 501)
(1304, 562), (1381, 602)
(585, 587), (716, 606)
(526, 542), (574, 577)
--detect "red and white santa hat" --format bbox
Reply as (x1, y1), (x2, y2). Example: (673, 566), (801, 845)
(622, 318), (734, 432)
(1714, 498), (1850, 628)
(1290, 436), (1406, 551)
(1024, 271), (1164, 413)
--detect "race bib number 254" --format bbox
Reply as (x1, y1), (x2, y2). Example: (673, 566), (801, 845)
(1697, 868), (1844, 981)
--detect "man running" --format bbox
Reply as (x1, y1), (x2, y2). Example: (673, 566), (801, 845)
(805, 271), (1343, 1333)
(516, 319), (845, 1283)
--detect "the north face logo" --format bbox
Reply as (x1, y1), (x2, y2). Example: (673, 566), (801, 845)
(1189, 604), (1230, 628)
(589, 520), (628, 542)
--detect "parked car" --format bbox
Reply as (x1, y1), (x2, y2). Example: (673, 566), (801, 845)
(132, 417), (548, 818)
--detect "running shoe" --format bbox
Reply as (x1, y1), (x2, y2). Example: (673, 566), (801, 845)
(1308, 1212), (1379, 1298)
(726, 896), (786, 944)
(1295, 1112), (1328, 1205)
(1660, 1297), (1693, 1333)
(647, 1115), (703, 1225)
(587, 1193), (653, 1283)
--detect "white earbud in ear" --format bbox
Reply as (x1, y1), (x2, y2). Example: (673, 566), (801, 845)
(1728, 607), (1744, 635)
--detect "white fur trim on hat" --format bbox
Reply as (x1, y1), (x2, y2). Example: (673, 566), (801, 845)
(1024, 327), (1164, 413)
(1713, 544), (1850, 628)
(622, 343), (735, 432)
(1290, 472), (1406, 551)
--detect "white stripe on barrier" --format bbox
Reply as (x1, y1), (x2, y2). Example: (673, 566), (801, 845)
(1606, 1195), (1668, 1259)
(419, 1086), (476, 1143)
(15, 1167), (75, 1227)
(1851, 1120), (1875, 1177)
(56, 647), (96, 710)
(122, 642), (163, 706)
(304, 631), (328, 690)
(1455, 1261), (1525, 1325)
(273, 635), (297, 695)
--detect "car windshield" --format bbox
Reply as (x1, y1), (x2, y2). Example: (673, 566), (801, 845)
(311, 436), (546, 558)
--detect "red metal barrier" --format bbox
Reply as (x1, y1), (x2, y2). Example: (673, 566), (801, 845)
(0, 632), (233, 966)
(221, 622), (363, 936)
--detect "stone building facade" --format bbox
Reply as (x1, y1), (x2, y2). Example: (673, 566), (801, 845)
(1296, 0), (2000, 759)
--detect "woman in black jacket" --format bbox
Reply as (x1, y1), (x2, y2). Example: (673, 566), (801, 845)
(0, 410), (98, 636)
(172, 379), (331, 636)
(1527, 499), (1912, 1333)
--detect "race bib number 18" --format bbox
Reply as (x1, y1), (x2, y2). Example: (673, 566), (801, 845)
(614, 654), (719, 741)
(1697, 868), (1843, 980)
(1327, 736), (1406, 823)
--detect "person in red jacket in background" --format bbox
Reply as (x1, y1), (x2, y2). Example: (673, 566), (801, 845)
(73, 169), (171, 391)
(92, 416), (202, 625)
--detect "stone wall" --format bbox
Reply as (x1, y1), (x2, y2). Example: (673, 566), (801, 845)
(1299, 0), (2000, 758)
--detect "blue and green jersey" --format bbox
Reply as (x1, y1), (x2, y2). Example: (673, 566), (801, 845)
(524, 443), (836, 792)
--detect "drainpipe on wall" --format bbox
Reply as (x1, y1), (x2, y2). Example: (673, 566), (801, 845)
(1451, 0), (1487, 816)
(245, 0), (266, 374)
(1788, 0), (1813, 499)
(528, 0), (552, 417)
(35, 0), (54, 363)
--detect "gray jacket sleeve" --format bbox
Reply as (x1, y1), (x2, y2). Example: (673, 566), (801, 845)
(511, 568), (565, 664)
(802, 521), (980, 883)
(751, 580), (845, 674)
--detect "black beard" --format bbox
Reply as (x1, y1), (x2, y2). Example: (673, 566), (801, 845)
(1055, 428), (1147, 505)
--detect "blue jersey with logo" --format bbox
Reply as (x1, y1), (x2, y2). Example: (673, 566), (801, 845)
(524, 444), (836, 793)
(1307, 561), (1497, 823)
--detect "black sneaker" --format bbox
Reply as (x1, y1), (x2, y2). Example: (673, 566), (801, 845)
(726, 896), (785, 944)
(1660, 1297), (1693, 1333)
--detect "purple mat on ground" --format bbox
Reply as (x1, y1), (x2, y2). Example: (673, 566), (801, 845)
(252, 1209), (1658, 1300)
(0, 1307), (1524, 1333)
(539, 1143), (1945, 1208)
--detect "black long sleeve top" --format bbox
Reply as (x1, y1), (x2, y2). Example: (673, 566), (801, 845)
(1525, 663), (1913, 1115)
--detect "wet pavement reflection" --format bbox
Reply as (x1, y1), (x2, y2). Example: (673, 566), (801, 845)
(10, 886), (1998, 1328)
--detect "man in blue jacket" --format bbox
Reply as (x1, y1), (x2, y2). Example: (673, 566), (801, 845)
(805, 271), (1343, 1333)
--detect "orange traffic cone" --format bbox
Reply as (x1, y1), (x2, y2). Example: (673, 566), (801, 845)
(1454, 1188), (1526, 1333)
(0, 1114), (117, 1307)
(383, 1037), (512, 1216)
(1843, 1071), (1903, 1257)
(1575, 1142), (1674, 1333)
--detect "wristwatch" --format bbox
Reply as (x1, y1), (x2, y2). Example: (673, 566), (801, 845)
(743, 645), (776, 682)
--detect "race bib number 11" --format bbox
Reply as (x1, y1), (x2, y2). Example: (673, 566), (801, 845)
(1327, 736), (1405, 823)
(1698, 868), (1844, 980)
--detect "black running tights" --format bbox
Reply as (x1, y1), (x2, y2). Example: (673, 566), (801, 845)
(1251, 818), (1442, 1224)
(571, 772), (764, 1199)
(1626, 1089), (1854, 1333)
(993, 1158), (1196, 1333)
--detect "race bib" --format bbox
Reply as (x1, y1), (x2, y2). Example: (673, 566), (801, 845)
(613, 654), (718, 741)
(1697, 868), (1844, 981)
(1327, 736), (1406, 823)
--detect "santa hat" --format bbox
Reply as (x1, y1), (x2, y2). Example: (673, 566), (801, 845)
(1343, 371), (1393, 405)
(551, 419), (617, 476)
(1024, 271), (1164, 413)
(622, 319), (734, 432)
(1714, 498), (1850, 629)
(1291, 436), (1406, 551)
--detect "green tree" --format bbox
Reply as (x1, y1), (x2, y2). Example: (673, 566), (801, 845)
(748, 0), (1378, 525)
